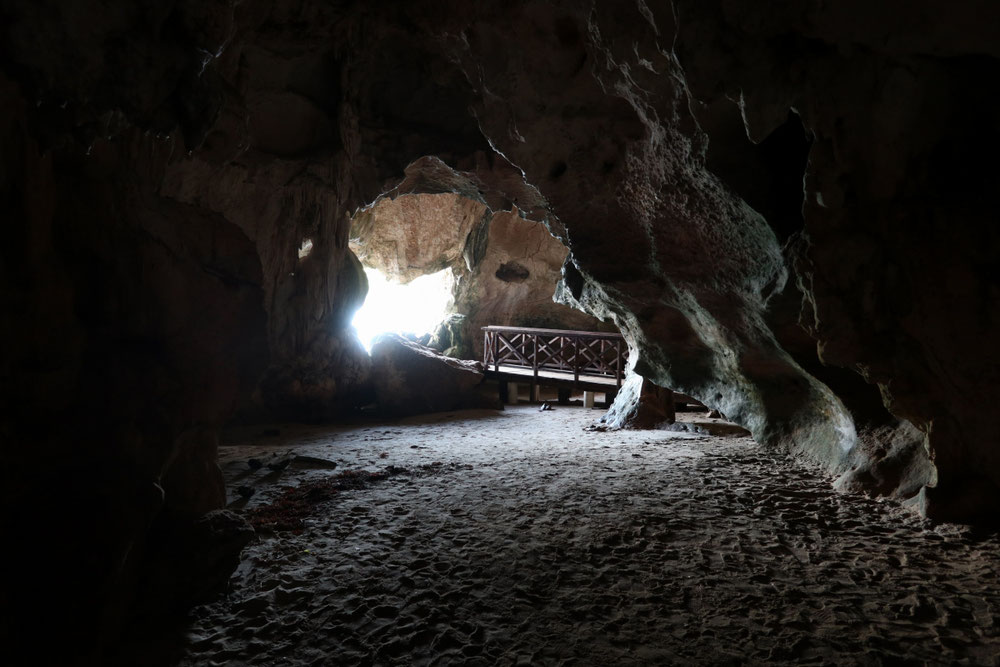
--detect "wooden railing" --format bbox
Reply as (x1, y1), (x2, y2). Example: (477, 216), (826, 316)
(482, 326), (628, 387)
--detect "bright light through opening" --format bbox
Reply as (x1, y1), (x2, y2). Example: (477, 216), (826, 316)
(352, 267), (454, 352)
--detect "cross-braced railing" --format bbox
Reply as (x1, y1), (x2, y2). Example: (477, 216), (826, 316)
(482, 326), (628, 387)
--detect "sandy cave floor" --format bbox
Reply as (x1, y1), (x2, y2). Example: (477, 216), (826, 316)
(175, 406), (1000, 666)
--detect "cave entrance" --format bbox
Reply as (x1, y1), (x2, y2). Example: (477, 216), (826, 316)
(351, 266), (455, 351)
(350, 188), (607, 366)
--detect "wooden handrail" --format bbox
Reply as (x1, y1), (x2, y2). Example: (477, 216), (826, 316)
(482, 325), (624, 339)
(482, 326), (628, 385)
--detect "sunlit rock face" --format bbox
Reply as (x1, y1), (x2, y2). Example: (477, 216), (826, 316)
(352, 193), (605, 359)
(352, 194), (484, 284)
(2, 0), (1000, 659)
(456, 210), (609, 357)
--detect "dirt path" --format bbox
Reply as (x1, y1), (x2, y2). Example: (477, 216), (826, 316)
(179, 406), (1000, 665)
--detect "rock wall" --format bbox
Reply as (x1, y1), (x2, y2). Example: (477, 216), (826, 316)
(456, 209), (610, 356)
(431, 2), (861, 472)
(352, 192), (606, 359)
(352, 193), (485, 284)
(408, 2), (1000, 521)
(0, 72), (268, 659)
(667, 0), (1000, 521)
(0, 3), (546, 657)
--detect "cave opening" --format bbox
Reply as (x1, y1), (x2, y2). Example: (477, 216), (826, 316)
(343, 184), (649, 420)
(348, 187), (612, 363)
(351, 265), (455, 351)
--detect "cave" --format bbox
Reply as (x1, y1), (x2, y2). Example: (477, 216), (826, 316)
(3, 1), (1000, 665)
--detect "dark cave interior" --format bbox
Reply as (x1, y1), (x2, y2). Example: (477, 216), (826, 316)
(2, 0), (1000, 664)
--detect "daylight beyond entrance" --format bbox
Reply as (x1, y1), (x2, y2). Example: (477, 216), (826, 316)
(352, 267), (454, 351)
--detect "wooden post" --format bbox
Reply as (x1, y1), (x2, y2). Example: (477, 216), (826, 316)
(493, 332), (499, 373)
(532, 334), (539, 403)
(532, 333), (539, 377)
(573, 337), (580, 385)
(616, 339), (623, 387)
(664, 388), (676, 423)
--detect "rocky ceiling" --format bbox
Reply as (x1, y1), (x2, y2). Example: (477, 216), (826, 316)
(2, 0), (999, 661)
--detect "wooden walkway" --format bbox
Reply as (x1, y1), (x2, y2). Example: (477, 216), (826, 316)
(482, 326), (626, 403)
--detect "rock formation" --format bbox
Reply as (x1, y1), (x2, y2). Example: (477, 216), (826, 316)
(455, 209), (611, 355)
(352, 192), (607, 359)
(601, 373), (677, 430)
(352, 193), (484, 285)
(408, 2), (1000, 524)
(370, 334), (497, 416)
(2, 0), (999, 661)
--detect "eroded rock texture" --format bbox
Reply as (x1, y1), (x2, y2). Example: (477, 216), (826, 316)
(352, 193), (483, 284)
(2, 0), (999, 660)
(456, 209), (608, 353)
(658, 1), (1000, 521)
(601, 373), (677, 430)
(352, 191), (605, 358)
(408, 2), (1000, 523)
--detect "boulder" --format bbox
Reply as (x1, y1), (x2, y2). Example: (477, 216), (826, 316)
(370, 334), (498, 416)
(429, 313), (469, 358)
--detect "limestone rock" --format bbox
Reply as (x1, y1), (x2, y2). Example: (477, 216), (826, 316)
(455, 210), (608, 359)
(370, 334), (497, 416)
(835, 420), (937, 502)
(351, 191), (608, 362)
(668, 0), (1000, 519)
(601, 373), (676, 430)
(4, 0), (1000, 658)
(160, 428), (227, 516)
(431, 2), (860, 477)
(429, 313), (469, 358)
(351, 193), (486, 283)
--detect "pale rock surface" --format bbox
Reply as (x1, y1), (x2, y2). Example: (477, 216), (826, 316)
(456, 210), (608, 358)
(352, 192), (607, 360)
(351, 193), (484, 284)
